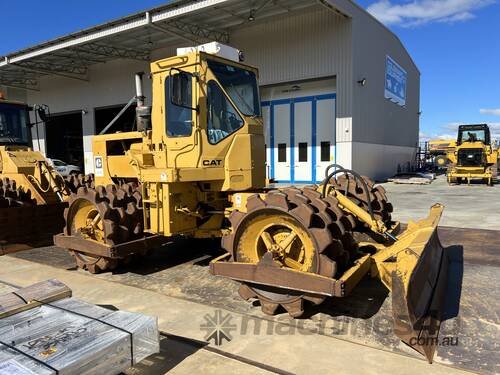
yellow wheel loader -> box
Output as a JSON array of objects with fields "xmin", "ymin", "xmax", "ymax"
[
  {"xmin": 54, "ymin": 46, "xmax": 449, "ymax": 362},
  {"xmin": 428, "ymin": 139, "xmax": 456, "ymax": 169},
  {"xmin": 446, "ymin": 124, "xmax": 498, "ymax": 185},
  {"xmin": 0, "ymin": 95, "xmax": 93, "ymax": 250}
]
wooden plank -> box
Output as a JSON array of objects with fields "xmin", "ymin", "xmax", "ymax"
[{"xmin": 0, "ymin": 279, "xmax": 72, "ymax": 319}]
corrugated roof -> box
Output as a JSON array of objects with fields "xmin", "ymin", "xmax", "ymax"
[
  {"xmin": 0, "ymin": 0, "xmax": 317, "ymax": 90},
  {"xmin": 0, "ymin": 0, "xmax": 417, "ymax": 90}
]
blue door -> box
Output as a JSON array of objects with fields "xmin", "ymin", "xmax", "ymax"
[{"xmin": 262, "ymin": 93, "xmax": 336, "ymax": 184}]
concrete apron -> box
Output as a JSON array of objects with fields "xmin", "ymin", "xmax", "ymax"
[{"xmin": 0, "ymin": 257, "xmax": 472, "ymax": 375}]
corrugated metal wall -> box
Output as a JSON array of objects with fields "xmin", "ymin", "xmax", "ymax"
[
  {"xmin": 325, "ymin": 0, "xmax": 420, "ymax": 177},
  {"xmin": 328, "ymin": 0, "xmax": 420, "ymax": 147},
  {"xmin": 230, "ymin": 6, "xmax": 353, "ymax": 143},
  {"xmin": 350, "ymin": 3, "xmax": 420, "ymax": 148}
]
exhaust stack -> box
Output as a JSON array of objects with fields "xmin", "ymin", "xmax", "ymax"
[
  {"xmin": 135, "ymin": 72, "xmax": 151, "ymax": 132},
  {"xmin": 135, "ymin": 72, "xmax": 145, "ymax": 107},
  {"xmin": 99, "ymin": 72, "xmax": 150, "ymax": 135}
]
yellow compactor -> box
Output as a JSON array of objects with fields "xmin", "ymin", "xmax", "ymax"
[
  {"xmin": 0, "ymin": 96, "xmax": 92, "ymax": 249},
  {"xmin": 447, "ymin": 124, "xmax": 498, "ymax": 185},
  {"xmin": 54, "ymin": 47, "xmax": 450, "ymax": 362}
]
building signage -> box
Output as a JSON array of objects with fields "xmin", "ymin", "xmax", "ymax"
[{"xmin": 385, "ymin": 55, "xmax": 407, "ymax": 106}]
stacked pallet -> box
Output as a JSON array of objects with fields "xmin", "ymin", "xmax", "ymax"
[{"xmin": 0, "ymin": 280, "xmax": 159, "ymax": 375}]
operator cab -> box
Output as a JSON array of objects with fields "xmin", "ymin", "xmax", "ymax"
[
  {"xmin": 166, "ymin": 44, "xmax": 261, "ymax": 145},
  {"xmin": 204, "ymin": 59, "xmax": 261, "ymax": 144},
  {"xmin": 152, "ymin": 42, "xmax": 266, "ymax": 190},
  {"xmin": 0, "ymin": 94, "xmax": 31, "ymax": 146},
  {"xmin": 457, "ymin": 124, "xmax": 490, "ymax": 145}
]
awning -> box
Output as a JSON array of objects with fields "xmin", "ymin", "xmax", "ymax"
[{"xmin": 0, "ymin": 0, "xmax": 344, "ymax": 91}]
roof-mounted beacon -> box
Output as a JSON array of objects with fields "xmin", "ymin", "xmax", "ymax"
[{"xmin": 177, "ymin": 42, "xmax": 244, "ymax": 62}]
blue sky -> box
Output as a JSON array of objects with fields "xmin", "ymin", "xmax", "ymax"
[{"xmin": 1, "ymin": 0, "xmax": 499, "ymax": 141}]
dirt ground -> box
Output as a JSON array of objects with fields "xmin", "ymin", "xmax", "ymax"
[{"xmin": 1, "ymin": 175, "xmax": 499, "ymax": 374}]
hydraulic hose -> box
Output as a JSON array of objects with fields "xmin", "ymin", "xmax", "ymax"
[
  {"xmin": 324, "ymin": 163, "xmax": 346, "ymax": 179},
  {"xmin": 321, "ymin": 166, "xmax": 398, "ymax": 241},
  {"xmin": 320, "ymin": 167, "xmax": 375, "ymax": 222},
  {"xmin": 28, "ymin": 161, "xmax": 70, "ymax": 201}
]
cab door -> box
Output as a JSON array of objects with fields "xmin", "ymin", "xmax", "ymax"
[{"xmin": 162, "ymin": 70, "xmax": 198, "ymax": 170}]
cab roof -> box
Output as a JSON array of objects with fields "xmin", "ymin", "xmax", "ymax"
[{"xmin": 0, "ymin": 97, "xmax": 28, "ymax": 106}]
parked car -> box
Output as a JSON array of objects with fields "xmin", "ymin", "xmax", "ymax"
[{"xmin": 48, "ymin": 159, "xmax": 81, "ymax": 177}]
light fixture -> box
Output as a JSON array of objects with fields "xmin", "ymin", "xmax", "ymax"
[
  {"xmin": 357, "ymin": 78, "xmax": 366, "ymax": 86},
  {"xmin": 248, "ymin": 9, "xmax": 255, "ymax": 21},
  {"xmin": 238, "ymin": 50, "xmax": 245, "ymax": 62}
]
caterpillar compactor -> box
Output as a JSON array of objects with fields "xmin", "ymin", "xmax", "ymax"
[
  {"xmin": 0, "ymin": 96, "xmax": 70, "ymax": 248},
  {"xmin": 0, "ymin": 95, "xmax": 94, "ymax": 249},
  {"xmin": 447, "ymin": 124, "xmax": 498, "ymax": 185},
  {"xmin": 55, "ymin": 45, "xmax": 449, "ymax": 362}
]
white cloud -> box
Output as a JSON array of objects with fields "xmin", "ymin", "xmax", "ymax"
[
  {"xmin": 419, "ymin": 131, "xmax": 431, "ymax": 141},
  {"xmin": 367, "ymin": 0, "xmax": 494, "ymax": 26},
  {"xmin": 436, "ymin": 133, "xmax": 457, "ymax": 140},
  {"xmin": 486, "ymin": 123, "xmax": 500, "ymax": 139},
  {"xmin": 429, "ymin": 122, "xmax": 500, "ymax": 141},
  {"xmin": 442, "ymin": 122, "xmax": 462, "ymax": 131},
  {"xmin": 480, "ymin": 108, "xmax": 500, "ymax": 116}
]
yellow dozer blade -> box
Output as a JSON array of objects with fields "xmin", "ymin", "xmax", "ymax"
[{"xmin": 371, "ymin": 204, "xmax": 448, "ymax": 362}]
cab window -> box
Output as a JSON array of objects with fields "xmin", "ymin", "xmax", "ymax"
[
  {"xmin": 207, "ymin": 80, "xmax": 244, "ymax": 144},
  {"xmin": 165, "ymin": 74, "xmax": 193, "ymax": 137},
  {"xmin": 206, "ymin": 59, "xmax": 261, "ymax": 117},
  {"xmin": 0, "ymin": 103, "xmax": 30, "ymax": 145}
]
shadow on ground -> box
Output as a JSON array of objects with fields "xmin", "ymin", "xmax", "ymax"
[
  {"xmin": 114, "ymin": 238, "xmax": 224, "ymax": 276},
  {"xmin": 442, "ymin": 245, "xmax": 464, "ymax": 321},
  {"xmin": 125, "ymin": 335, "xmax": 203, "ymax": 375}
]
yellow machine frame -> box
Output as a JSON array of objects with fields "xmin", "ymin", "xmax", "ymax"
[
  {"xmin": 55, "ymin": 49, "xmax": 449, "ymax": 362},
  {"xmin": 91, "ymin": 52, "xmax": 265, "ymax": 238}
]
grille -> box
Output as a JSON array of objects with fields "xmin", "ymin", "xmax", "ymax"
[{"xmin": 457, "ymin": 148, "xmax": 485, "ymax": 167}]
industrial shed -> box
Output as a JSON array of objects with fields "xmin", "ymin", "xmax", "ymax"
[{"xmin": 0, "ymin": 0, "xmax": 420, "ymax": 181}]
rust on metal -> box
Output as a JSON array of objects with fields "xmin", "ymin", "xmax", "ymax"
[
  {"xmin": 210, "ymin": 252, "xmax": 344, "ymax": 297},
  {"xmin": 220, "ymin": 187, "xmax": 355, "ymax": 317},
  {"xmin": 53, "ymin": 233, "xmax": 168, "ymax": 259},
  {"xmin": 392, "ymin": 245, "xmax": 448, "ymax": 363}
]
